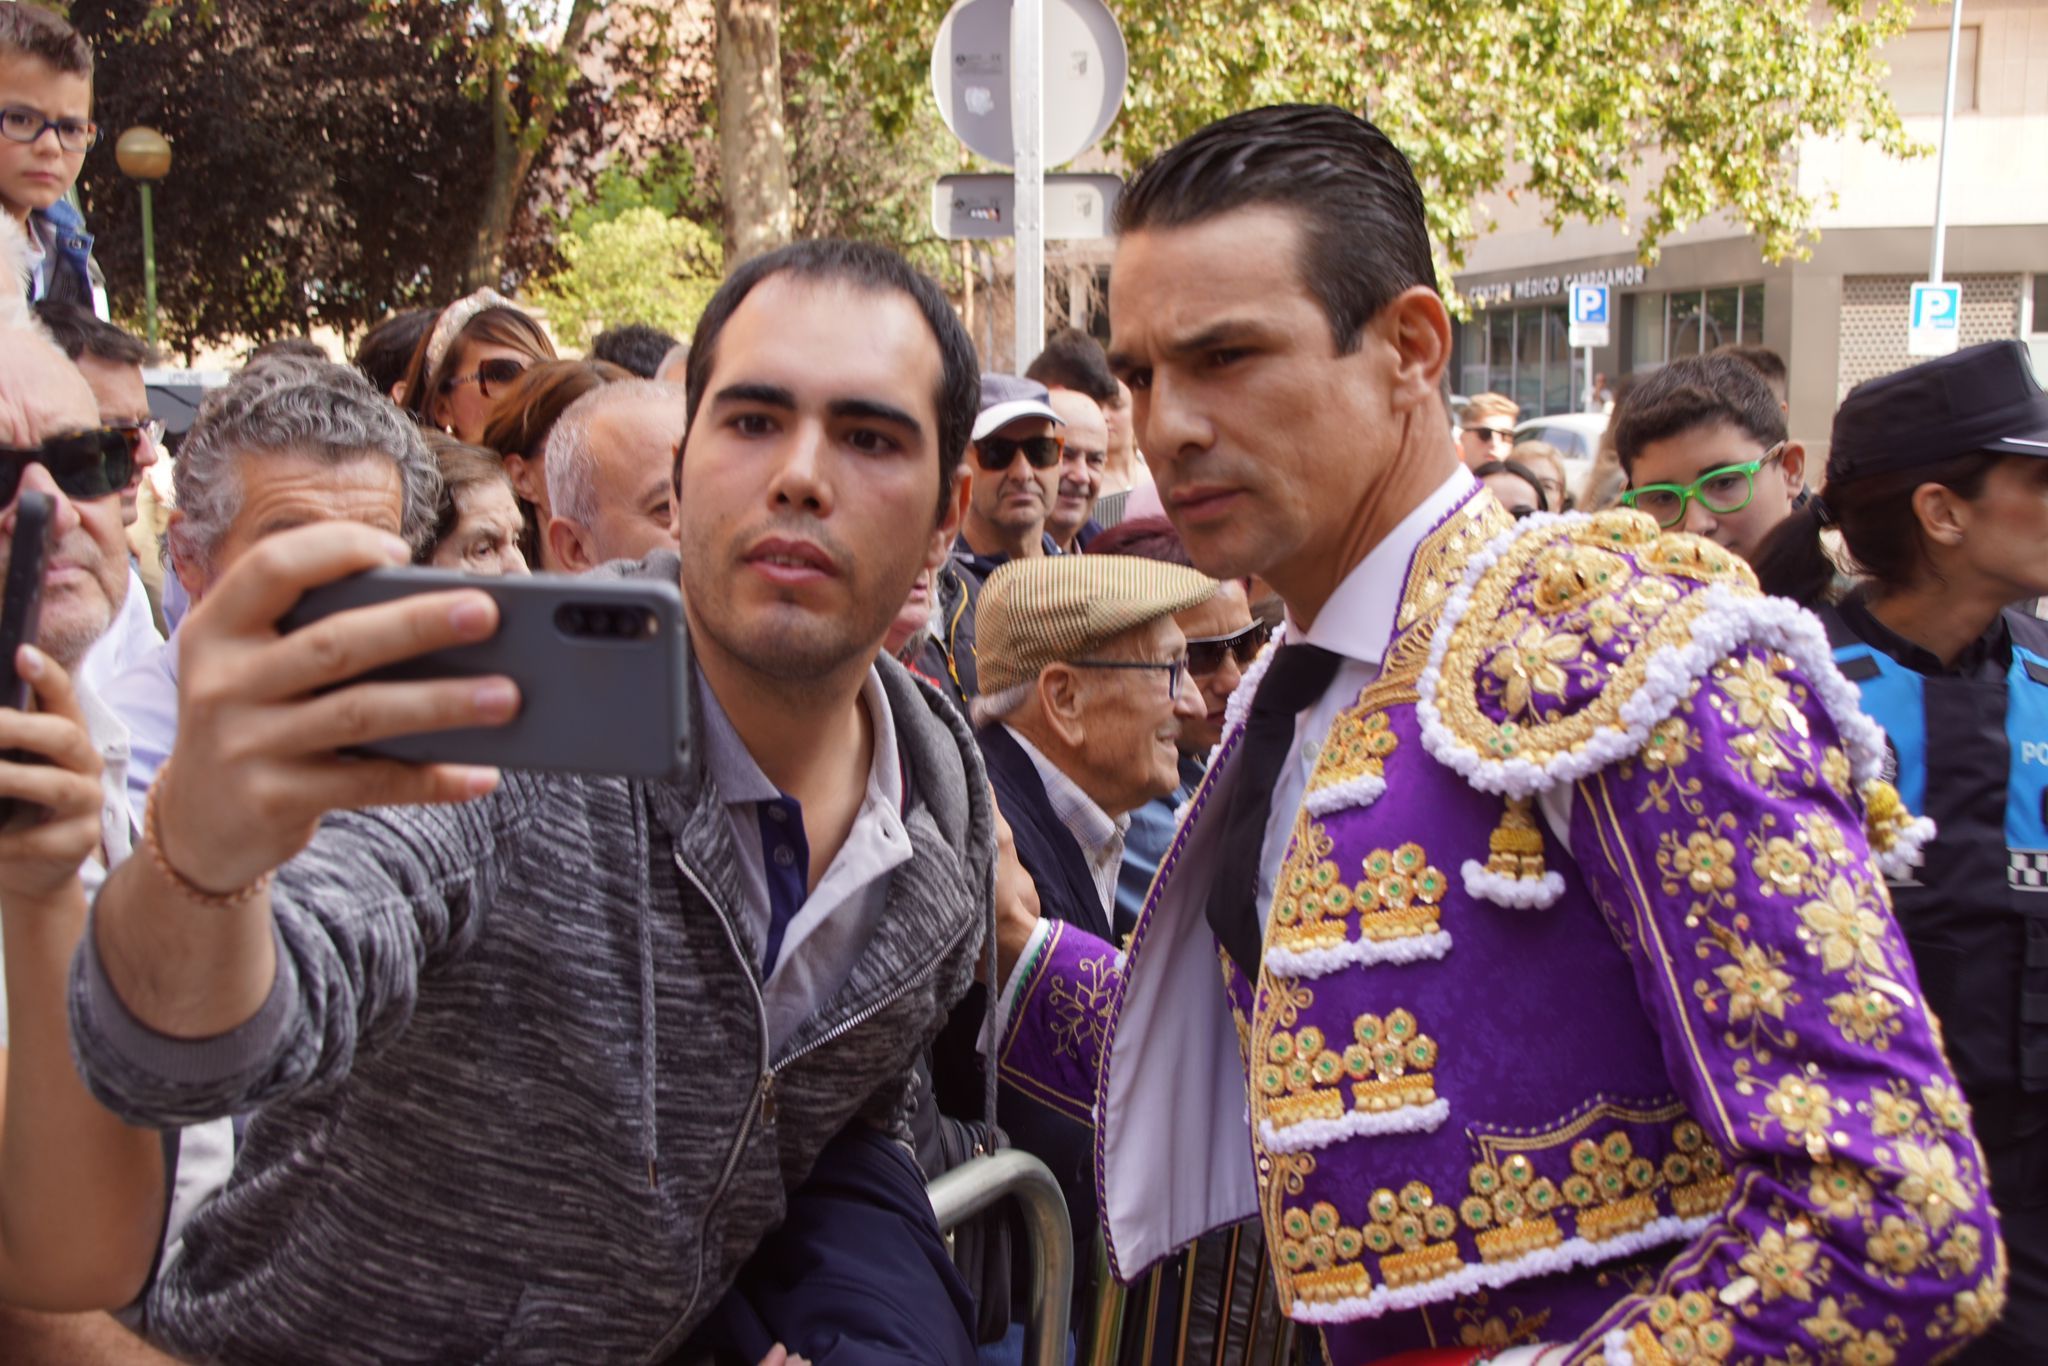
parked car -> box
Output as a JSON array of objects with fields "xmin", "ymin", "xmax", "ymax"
[{"xmin": 1514, "ymin": 411, "xmax": 1607, "ymax": 461}]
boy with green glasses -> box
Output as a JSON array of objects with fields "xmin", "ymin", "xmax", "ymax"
[
  {"xmin": 0, "ymin": 5, "xmax": 106, "ymax": 316},
  {"xmin": 1615, "ymin": 351, "xmax": 1809, "ymax": 565}
]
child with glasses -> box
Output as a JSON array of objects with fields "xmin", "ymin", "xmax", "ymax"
[
  {"xmin": 0, "ymin": 6, "xmax": 106, "ymax": 317},
  {"xmin": 1614, "ymin": 351, "xmax": 1809, "ymax": 566}
]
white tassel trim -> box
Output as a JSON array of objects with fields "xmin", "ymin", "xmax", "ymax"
[
  {"xmin": 1873, "ymin": 813, "xmax": 1937, "ymax": 880},
  {"xmin": 1304, "ymin": 771, "xmax": 1388, "ymax": 817},
  {"xmin": 1264, "ymin": 929, "xmax": 1453, "ymax": 978},
  {"xmin": 1258, "ymin": 1098, "xmax": 1449, "ymax": 1154},
  {"xmin": 1221, "ymin": 628, "xmax": 1286, "ymax": 737},
  {"xmin": 1602, "ymin": 1326, "xmax": 1640, "ymax": 1366},
  {"xmin": 1461, "ymin": 860, "xmax": 1566, "ymax": 909},
  {"xmin": 1286, "ymin": 1212, "xmax": 1710, "ymax": 1324},
  {"xmin": 1416, "ymin": 527, "xmax": 1893, "ymax": 800}
]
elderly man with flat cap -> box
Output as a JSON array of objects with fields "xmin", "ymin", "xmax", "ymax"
[{"xmin": 964, "ymin": 552, "xmax": 1212, "ymax": 1317}]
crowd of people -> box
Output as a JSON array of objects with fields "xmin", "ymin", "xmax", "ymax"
[{"xmin": 0, "ymin": 3, "xmax": 2043, "ymax": 1364}]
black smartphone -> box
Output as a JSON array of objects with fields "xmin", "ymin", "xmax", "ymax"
[
  {"xmin": 0, "ymin": 491, "xmax": 54, "ymax": 825},
  {"xmin": 280, "ymin": 567, "xmax": 689, "ymax": 780}
]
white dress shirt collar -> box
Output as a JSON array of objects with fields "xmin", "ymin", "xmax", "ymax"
[{"xmin": 1292, "ymin": 465, "xmax": 1478, "ymax": 667}]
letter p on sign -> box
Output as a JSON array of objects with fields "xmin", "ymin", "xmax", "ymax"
[{"xmin": 1909, "ymin": 281, "xmax": 1962, "ymax": 357}]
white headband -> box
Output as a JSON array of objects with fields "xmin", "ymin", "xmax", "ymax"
[{"xmin": 423, "ymin": 287, "xmax": 516, "ymax": 378}]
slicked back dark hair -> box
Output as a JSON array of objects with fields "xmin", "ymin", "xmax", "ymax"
[
  {"xmin": 33, "ymin": 301, "xmax": 150, "ymax": 367},
  {"xmin": 1115, "ymin": 104, "xmax": 1437, "ymax": 355},
  {"xmin": 1025, "ymin": 327, "xmax": 1118, "ymax": 404},
  {"xmin": 682, "ymin": 239, "xmax": 978, "ymax": 520},
  {"xmin": 1612, "ymin": 354, "xmax": 1787, "ymax": 477},
  {"xmin": 0, "ymin": 4, "xmax": 92, "ymax": 76},
  {"xmin": 591, "ymin": 323, "xmax": 680, "ymax": 379}
]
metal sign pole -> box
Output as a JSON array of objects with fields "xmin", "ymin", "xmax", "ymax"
[
  {"xmin": 1582, "ymin": 345, "xmax": 1593, "ymax": 413},
  {"xmin": 1929, "ymin": 0, "xmax": 1964, "ymax": 284},
  {"xmin": 1011, "ymin": 0, "xmax": 1045, "ymax": 370}
]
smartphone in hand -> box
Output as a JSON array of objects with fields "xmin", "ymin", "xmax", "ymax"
[
  {"xmin": 280, "ymin": 568, "xmax": 689, "ymax": 780},
  {"xmin": 0, "ymin": 491, "xmax": 53, "ymax": 825}
]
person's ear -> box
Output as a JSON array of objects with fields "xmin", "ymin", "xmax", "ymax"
[
  {"xmin": 504, "ymin": 453, "xmax": 541, "ymax": 508},
  {"xmin": 1779, "ymin": 441, "xmax": 1808, "ymax": 494},
  {"xmin": 929, "ymin": 467, "xmax": 969, "ymax": 569},
  {"xmin": 1374, "ymin": 285, "xmax": 1454, "ymax": 416},
  {"xmin": 547, "ymin": 516, "xmax": 594, "ymax": 573},
  {"xmin": 1038, "ymin": 664, "xmax": 1088, "ymax": 748},
  {"xmin": 1912, "ymin": 481, "xmax": 1969, "ymax": 549},
  {"xmin": 165, "ymin": 510, "xmax": 208, "ymax": 601}
]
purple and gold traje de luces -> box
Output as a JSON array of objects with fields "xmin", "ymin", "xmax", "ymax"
[{"xmin": 995, "ymin": 490, "xmax": 2004, "ymax": 1364}]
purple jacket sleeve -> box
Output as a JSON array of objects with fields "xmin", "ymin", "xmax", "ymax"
[
  {"xmin": 996, "ymin": 920, "xmax": 1122, "ymax": 1125},
  {"xmin": 1564, "ymin": 643, "xmax": 2005, "ymax": 1363}
]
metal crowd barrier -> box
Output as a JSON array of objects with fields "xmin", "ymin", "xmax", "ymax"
[
  {"xmin": 927, "ymin": 1149, "xmax": 1075, "ymax": 1366},
  {"xmin": 928, "ymin": 1154, "xmax": 1307, "ymax": 1366}
]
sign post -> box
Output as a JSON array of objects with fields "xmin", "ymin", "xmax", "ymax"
[
  {"xmin": 1011, "ymin": 0, "xmax": 1044, "ymax": 372},
  {"xmin": 930, "ymin": 0, "xmax": 1128, "ymax": 367},
  {"xmin": 1568, "ymin": 284, "xmax": 1610, "ymax": 412},
  {"xmin": 1909, "ymin": 281, "xmax": 1963, "ymax": 357}
]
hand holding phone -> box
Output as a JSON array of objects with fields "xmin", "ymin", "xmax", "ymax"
[
  {"xmin": 0, "ymin": 644, "xmax": 108, "ymax": 901},
  {"xmin": 146, "ymin": 522, "xmax": 516, "ymax": 900},
  {"xmin": 0, "ymin": 491, "xmax": 53, "ymax": 827}
]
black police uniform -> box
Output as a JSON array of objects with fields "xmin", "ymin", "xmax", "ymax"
[{"xmin": 1826, "ymin": 594, "xmax": 2048, "ymax": 1362}]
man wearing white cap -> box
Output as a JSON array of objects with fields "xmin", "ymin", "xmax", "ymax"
[{"xmin": 954, "ymin": 374, "xmax": 1066, "ymax": 581}]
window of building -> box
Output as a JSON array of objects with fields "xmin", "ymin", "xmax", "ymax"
[
  {"xmin": 1456, "ymin": 302, "xmax": 1586, "ymax": 418},
  {"xmin": 1884, "ymin": 27, "xmax": 1979, "ymax": 117},
  {"xmin": 1628, "ymin": 285, "xmax": 1767, "ymax": 372}
]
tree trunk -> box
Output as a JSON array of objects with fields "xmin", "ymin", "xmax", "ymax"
[{"xmin": 715, "ymin": 0, "xmax": 792, "ymax": 268}]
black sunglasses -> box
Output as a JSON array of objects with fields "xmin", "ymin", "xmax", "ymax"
[
  {"xmin": 0, "ymin": 428, "xmax": 136, "ymax": 509},
  {"xmin": 1185, "ymin": 620, "xmax": 1272, "ymax": 675},
  {"xmin": 973, "ymin": 434, "xmax": 1064, "ymax": 471},
  {"xmin": 443, "ymin": 357, "xmax": 528, "ymax": 400}
]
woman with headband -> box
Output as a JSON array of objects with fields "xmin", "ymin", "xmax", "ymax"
[
  {"xmin": 1756, "ymin": 339, "xmax": 2048, "ymax": 1363},
  {"xmin": 395, "ymin": 288, "xmax": 556, "ymax": 444}
]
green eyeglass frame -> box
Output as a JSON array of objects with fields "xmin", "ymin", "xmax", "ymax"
[{"xmin": 1622, "ymin": 443, "xmax": 1787, "ymax": 529}]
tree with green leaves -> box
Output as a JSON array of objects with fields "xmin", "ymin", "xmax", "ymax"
[
  {"xmin": 779, "ymin": 0, "xmax": 1924, "ymax": 272},
  {"xmin": 527, "ymin": 205, "xmax": 723, "ymax": 347}
]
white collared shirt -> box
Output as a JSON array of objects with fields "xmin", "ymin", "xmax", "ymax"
[
  {"xmin": 1254, "ymin": 467, "xmax": 1478, "ymax": 920},
  {"xmin": 696, "ymin": 667, "xmax": 915, "ymax": 1053},
  {"xmin": 1004, "ymin": 725, "xmax": 1130, "ymax": 919},
  {"xmin": 77, "ymin": 564, "xmax": 165, "ymax": 701}
]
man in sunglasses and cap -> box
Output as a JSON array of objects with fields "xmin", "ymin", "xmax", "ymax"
[{"xmin": 954, "ymin": 374, "xmax": 1066, "ymax": 581}]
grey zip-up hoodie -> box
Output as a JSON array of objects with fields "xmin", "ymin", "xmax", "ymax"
[{"xmin": 69, "ymin": 589, "xmax": 994, "ymax": 1363}]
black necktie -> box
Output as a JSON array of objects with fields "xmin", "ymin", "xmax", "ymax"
[{"xmin": 1206, "ymin": 643, "xmax": 1343, "ymax": 978}]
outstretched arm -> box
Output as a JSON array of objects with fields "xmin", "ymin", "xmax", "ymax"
[{"xmin": 0, "ymin": 646, "xmax": 161, "ymax": 1309}]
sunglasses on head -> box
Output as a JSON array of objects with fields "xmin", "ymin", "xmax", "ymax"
[
  {"xmin": 1185, "ymin": 620, "xmax": 1272, "ymax": 675},
  {"xmin": 973, "ymin": 434, "xmax": 1064, "ymax": 471},
  {"xmin": 443, "ymin": 357, "xmax": 528, "ymax": 400},
  {"xmin": 0, "ymin": 428, "xmax": 136, "ymax": 509}
]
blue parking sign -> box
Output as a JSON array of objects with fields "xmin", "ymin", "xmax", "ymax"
[
  {"xmin": 1570, "ymin": 284, "xmax": 1609, "ymax": 326},
  {"xmin": 1909, "ymin": 281, "xmax": 1962, "ymax": 357}
]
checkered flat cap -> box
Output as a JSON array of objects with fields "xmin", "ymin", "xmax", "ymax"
[{"xmin": 975, "ymin": 555, "xmax": 1219, "ymax": 695}]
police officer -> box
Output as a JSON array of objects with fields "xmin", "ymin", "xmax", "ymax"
[{"xmin": 1756, "ymin": 339, "xmax": 2048, "ymax": 1362}]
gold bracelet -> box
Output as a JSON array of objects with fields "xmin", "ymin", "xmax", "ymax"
[{"xmin": 142, "ymin": 760, "xmax": 272, "ymax": 909}]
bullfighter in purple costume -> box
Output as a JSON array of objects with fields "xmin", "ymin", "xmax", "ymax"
[{"xmin": 987, "ymin": 105, "xmax": 2005, "ymax": 1365}]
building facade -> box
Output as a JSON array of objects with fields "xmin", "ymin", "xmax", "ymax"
[{"xmin": 1449, "ymin": 2, "xmax": 2048, "ymax": 459}]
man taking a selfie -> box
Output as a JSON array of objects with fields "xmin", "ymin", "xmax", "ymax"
[{"xmin": 68, "ymin": 241, "xmax": 1000, "ymax": 1363}]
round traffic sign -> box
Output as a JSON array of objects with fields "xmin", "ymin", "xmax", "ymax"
[{"xmin": 930, "ymin": 0, "xmax": 1128, "ymax": 169}]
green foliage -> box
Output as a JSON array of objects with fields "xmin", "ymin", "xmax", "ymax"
[
  {"xmin": 780, "ymin": 0, "xmax": 1925, "ymax": 271},
  {"xmin": 561, "ymin": 148, "xmax": 712, "ymax": 239},
  {"xmin": 526, "ymin": 206, "xmax": 724, "ymax": 349}
]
